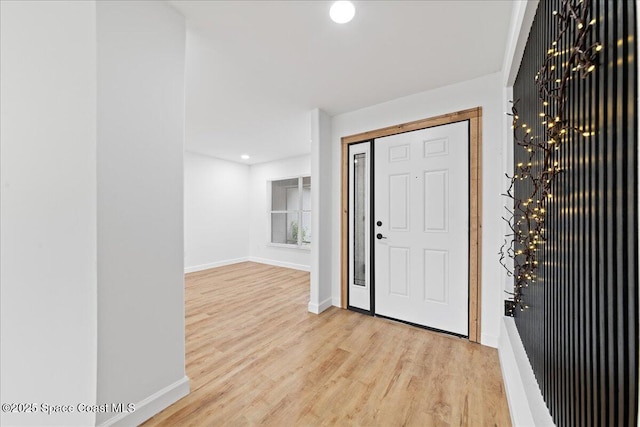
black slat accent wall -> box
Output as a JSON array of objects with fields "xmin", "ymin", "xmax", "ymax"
[{"xmin": 513, "ymin": 1, "xmax": 638, "ymax": 426}]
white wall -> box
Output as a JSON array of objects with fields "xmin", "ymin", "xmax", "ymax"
[
  {"xmin": 184, "ymin": 152, "xmax": 250, "ymax": 272},
  {"xmin": 96, "ymin": 2, "xmax": 188, "ymax": 425},
  {"xmin": 309, "ymin": 109, "xmax": 333, "ymax": 313},
  {"xmin": 248, "ymin": 155, "xmax": 311, "ymax": 271},
  {"xmin": 330, "ymin": 72, "xmax": 505, "ymax": 347},
  {"xmin": 0, "ymin": 1, "xmax": 98, "ymax": 426}
]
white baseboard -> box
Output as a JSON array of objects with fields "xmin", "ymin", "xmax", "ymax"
[
  {"xmin": 184, "ymin": 257, "xmax": 249, "ymax": 273},
  {"xmin": 308, "ymin": 297, "xmax": 333, "ymax": 314},
  {"xmin": 98, "ymin": 376, "xmax": 190, "ymax": 427},
  {"xmin": 332, "ymin": 297, "xmax": 341, "ymax": 308},
  {"xmin": 498, "ymin": 317, "xmax": 554, "ymax": 427},
  {"xmin": 185, "ymin": 257, "xmax": 311, "ymax": 274},
  {"xmin": 248, "ymin": 257, "xmax": 310, "ymax": 272}
]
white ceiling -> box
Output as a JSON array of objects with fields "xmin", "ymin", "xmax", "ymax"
[{"xmin": 170, "ymin": 0, "xmax": 514, "ymax": 165}]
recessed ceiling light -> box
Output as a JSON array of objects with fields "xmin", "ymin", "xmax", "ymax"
[
  {"xmin": 330, "ymin": 1, "xmax": 355, "ymax": 24},
  {"xmin": 241, "ymin": 154, "xmax": 250, "ymax": 160}
]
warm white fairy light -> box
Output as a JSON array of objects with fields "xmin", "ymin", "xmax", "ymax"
[{"xmin": 500, "ymin": 0, "xmax": 602, "ymax": 312}]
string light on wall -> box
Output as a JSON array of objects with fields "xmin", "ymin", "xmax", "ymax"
[{"xmin": 500, "ymin": 0, "xmax": 601, "ymax": 312}]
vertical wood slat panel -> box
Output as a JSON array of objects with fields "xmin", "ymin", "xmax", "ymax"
[
  {"xmin": 512, "ymin": 1, "xmax": 638, "ymax": 426},
  {"xmin": 626, "ymin": 0, "xmax": 639, "ymax": 421}
]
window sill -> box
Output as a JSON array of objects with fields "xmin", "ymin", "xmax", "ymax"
[{"xmin": 267, "ymin": 243, "xmax": 311, "ymax": 251}]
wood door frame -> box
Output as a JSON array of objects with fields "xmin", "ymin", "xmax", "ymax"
[{"xmin": 340, "ymin": 107, "xmax": 483, "ymax": 343}]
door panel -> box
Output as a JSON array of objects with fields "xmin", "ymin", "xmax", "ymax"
[
  {"xmin": 424, "ymin": 170, "xmax": 448, "ymax": 232},
  {"xmin": 389, "ymin": 144, "xmax": 410, "ymax": 162},
  {"xmin": 388, "ymin": 247, "xmax": 410, "ymax": 296},
  {"xmin": 374, "ymin": 121, "xmax": 469, "ymax": 335},
  {"xmin": 389, "ymin": 174, "xmax": 410, "ymax": 230},
  {"xmin": 423, "ymin": 249, "xmax": 448, "ymax": 304},
  {"xmin": 424, "ymin": 137, "xmax": 449, "ymax": 157}
]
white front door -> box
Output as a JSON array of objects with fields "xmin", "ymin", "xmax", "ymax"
[{"xmin": 373, "ymin": 121, "xmax": 469, "ymax": 336}]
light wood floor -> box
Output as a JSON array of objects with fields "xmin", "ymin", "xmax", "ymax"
[{"xmin": 142, "ymin": 262, "xmax": 511, "ymax": 426}]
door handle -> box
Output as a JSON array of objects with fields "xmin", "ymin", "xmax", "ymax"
[{"xmin": 376, "ymin": 233, "xmax": 387, "ymax": 240}]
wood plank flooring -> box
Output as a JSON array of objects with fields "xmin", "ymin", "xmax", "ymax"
[{"xmin": 142, "ymin": 262, "xmax": 511, "ymax": 426}]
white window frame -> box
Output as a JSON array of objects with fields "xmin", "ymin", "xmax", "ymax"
[{"xmin": 267, "ymin": 175, "xmax": 311, "ymax": 250}]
